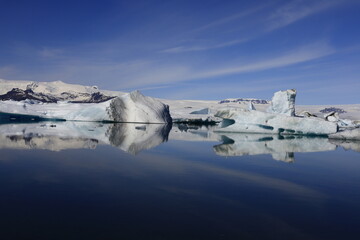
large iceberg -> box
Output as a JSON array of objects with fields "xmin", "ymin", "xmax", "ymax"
[
  {"xmin": 215, "ymin": 88, "xmax": 338, "ymax": 135},
  {"xmin": 215, "ymin": 109, "xmax": 337, "ymax": 135},
  {"xmin": 0, "ymin": 90, "xmax": 172, "ymax": 124}
]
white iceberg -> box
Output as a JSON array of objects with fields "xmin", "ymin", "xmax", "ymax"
[
  {"xmin": 215, "ymin": 89, "xmax": 338, "ymax": 136},
  {"xmin": 0, "ymin": 90, "xmax": 172, "ymax": 124},
  {"xmin": 215, "ymin": 109, "xmax": 338, "ymax": 135}
]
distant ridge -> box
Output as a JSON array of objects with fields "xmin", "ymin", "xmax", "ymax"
[{"xmin": 219, "ymin": 98, "xmax": 269, "ymax": 104}]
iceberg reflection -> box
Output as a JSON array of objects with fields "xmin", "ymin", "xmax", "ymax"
[
  {"xmin": 1, "ymin": 122, "xmax": 359, "ymax": 160},
  {"xmin": 214, "ymin": 133, "xmax": 337, "ymax": 162},
  {"xmin": 329, "ymin": 139, "xmax": 360, "ymax": 153},
  {"xmin": 0, "ymin": 122, "xmax": 171, "ymax": 154}
]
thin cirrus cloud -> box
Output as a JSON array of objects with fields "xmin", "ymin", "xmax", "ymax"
[
  {"xmin": 161, "ymin": 1, "xmax": 341, "ymax": 55},
  {"xmin": 161, "ymin": 39, "xmax": 248, "ymax": 53},
  {"xmin": 122, "ymin": 42, "xmax": 335, "ymax": 89},
  {"xmin": 266, "ymin": 0, "xmax": 342, "ymax": 31},
  {"xmin": 189, "ymin": 2, "xmax": 273, "ymax": 34},
  {"xmin": 38, "ymin": 47, "xmax": 64, "ymax": 59},
  {"xmin": 194, "ymin": 42, "xmax": 335, "ymax": 79}
]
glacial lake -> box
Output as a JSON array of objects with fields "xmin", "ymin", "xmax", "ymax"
[{"xmin": 0, "ymin": 122, "xmax": 360, "ymax": 240}]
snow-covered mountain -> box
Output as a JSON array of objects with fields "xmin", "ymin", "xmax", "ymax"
[
  {"xmin": 0, "ymin": 87, "xmax": 115, "ymax": 103},
  {"xmin": 0, "ymin": 79, "xmax": 122, "ymax": 97},
  {"xmin": 0, "ymin": 79, "xmax": 122, "ymax": 103}
]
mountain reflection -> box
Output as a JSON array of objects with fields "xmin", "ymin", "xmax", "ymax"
[{"xmin": 0, "ymin": 122, "xmax": 171, "ymax": 154}]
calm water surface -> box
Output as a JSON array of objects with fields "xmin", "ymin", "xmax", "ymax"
[{"xmin": 0, "ymin": 122, "xmax": 359, "ymax": 239}]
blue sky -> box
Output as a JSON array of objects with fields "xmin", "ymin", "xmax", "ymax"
[{"xmin": 0, "ymin": 0, "xmax": 359, "ymax": 104}]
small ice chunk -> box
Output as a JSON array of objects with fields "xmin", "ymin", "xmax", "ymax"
[
  {"xmin": 248, "ymin": 102, "xmax": 256, "ymax": 111},
  {"xmin": 324, "ymin": 111, "xmax": 339, "ymax": 122},
  {"xmin": 190, "ymin": 108, "xmax": 209, "ymax": 114},
  {"xmin": 337, "ymin": 119, "xmax": 358, "ymax": 128},
  {"xmin": 298, "ymin": 111, "xmax": 317, "ymax": 118}
]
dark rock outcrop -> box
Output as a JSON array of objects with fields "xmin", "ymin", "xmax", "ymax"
[{"xmin": 0, "ymin": 88, "xmax": 58, "ymax": 103}]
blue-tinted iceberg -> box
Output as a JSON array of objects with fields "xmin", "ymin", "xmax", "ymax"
[
  {"xmin": 0, "ymin": 90, "xmax": 172, "ymax": 124},
  {"xmin": 215, "ymin": 89, "xmax": 338, "ymax": 136},
  {"xmin": 215, "ymin": 109, "xmax": 338, "ymax": 135}
]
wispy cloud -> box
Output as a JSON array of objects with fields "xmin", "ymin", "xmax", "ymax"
[
  {"xmin": 161, "ymin": 39, "xmax": 247, "ymax": 53},
  {"xmin": 190, "ymin": 3, "xmax": 273, "ymax": 33},
  {"xmin": 120, "ymin": 41, "xmax": 335, "ymax": 88},
  {"xmin": 162, "ymin": 0, "xmax": 341, "ymax": 55},
  {"xmin": 267, "ymin": 0, "xmax": 341, "ymax": 31},
  {"xmin": 38, "ymin": 47, "xmax": 64, "ymax": 58},
  {"xmin": 0, "ymin": 65, "xmax": 16, "ymax": 77},
  {"xmin": 194, "ymin": 42, "xmax": 335, "ymax": 79}
]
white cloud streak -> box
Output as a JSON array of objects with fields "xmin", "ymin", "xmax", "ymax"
[
  {"xmin": 38, "ymin": 47, "xmax": 64, "ymax": 58},
  {"xmin": 267, "ymin": 0, "xmax": 341, "ymax": 31},
  {"xmin": 162, "ymin": 0, "xmax": 341, "ymax": 55},
  {"xmin": 194, "ymin": 42, "xmax": 335, "ymax": 79},
  {"xmin": 121, "ymin": 42, "xmax": 335, "ymax": 88},
  {"xmin": 190, "ymin": 3, "xmax": 273, "ymax": 33},
  {"xmin": 161, "ymin": 39, "xmax": 248, "ymax": 53}
]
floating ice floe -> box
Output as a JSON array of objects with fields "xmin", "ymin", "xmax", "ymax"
[
  {"xmin": 323, "ymin": 111, "xmax": 359, "ymax": 128},
  {"xmin": 0, "ymin": 90, "xmax": 172, "ymax": 124}
]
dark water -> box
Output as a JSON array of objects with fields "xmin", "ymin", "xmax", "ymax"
[{"xmin": 0, "ymin": 122, "xmax": 359, "ymax": 239}]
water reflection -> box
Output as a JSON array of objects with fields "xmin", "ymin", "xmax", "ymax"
[
  {"xmin": 329, "ymin": 139, "xmax": 360, "ymax": 153},
  {"xmin": 170, "ymin": 124, "xmax": 360, "ymax": 162},
  {"xmin": 0, "ymin": 122, "xmax": 359, "ymax": 160},
  {"xmin": 1, "ymin": 123, "xmax": 360, "ymax": 239},
  {"xmin": 214, "ymin": 134, "xmax": 336, "ymax": 162},
  {"xmin": 0, "ymin": 122, "xmax": 171, "ymax": 154}
]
